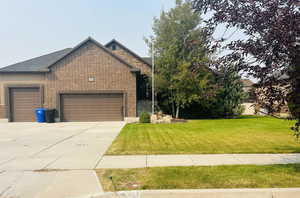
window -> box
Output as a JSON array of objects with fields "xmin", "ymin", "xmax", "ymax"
[{"xmin": 111, "ymin": 44, "xmax": 117, "ymax": 51}]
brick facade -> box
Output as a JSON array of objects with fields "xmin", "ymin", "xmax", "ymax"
[
  {"xmin": 0, "ymin": 39, "xmax": 141, "ymax": 119},
  {"xmin": 111, "ymin": 49, "xmax": 151, "ymax": 75},
  {"xmin": 44, "ymin": 40, "xmax": 137, "ymax": 117}
]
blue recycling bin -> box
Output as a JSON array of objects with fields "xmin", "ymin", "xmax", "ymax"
[{"xmin": 35, "ymin": 108, "xmax": 46, "ymax": 123}]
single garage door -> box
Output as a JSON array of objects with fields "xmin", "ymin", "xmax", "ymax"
[
  {"xmin": 10, "ymin": 88, "xmax": 41, "ymax": 122},
  {"xmin": 61, "ymin": 93, "xmax": 124, "ymax": 122}
]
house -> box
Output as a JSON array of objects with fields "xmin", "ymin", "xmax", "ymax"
[
  {"xmin": 241, "ymin": 79, "xmax": 257, "ymax": 115},
  {"xmin": 241, "ymin": 79, "xmax": 290, "ymax": 116},
  {"xmin": 0, "ymin": 37, "xmax": 152, "ymax": 122}
]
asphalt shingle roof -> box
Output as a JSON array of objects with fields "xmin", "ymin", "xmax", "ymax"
[
  {"xmin": 142, "ymin": 57, "xmax": 152, "ymax": 65},
  {"xmin": 0, "ymin": 37, "xmax": 148, "ymax": 73},
  {"xmin": 0, "ymin": 48, "xmax": 72, "ymax": 73}
]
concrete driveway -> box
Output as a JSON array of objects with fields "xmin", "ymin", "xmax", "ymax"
[{"xmin": 0, "ymin": 122, "xmax": 125, "ymax": 198}]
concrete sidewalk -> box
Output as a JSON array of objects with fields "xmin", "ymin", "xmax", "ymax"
[{"xmin": 97, "ymin": 153, "xmax": 300, "ymax": 169}]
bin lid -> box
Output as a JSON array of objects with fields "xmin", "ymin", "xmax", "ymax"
[
  {"xmin": 36, "ymin": 108, "xmax": 46, "ymax": 111},
  {"xmin": 45, "ymin": 108, "xmax": 56, "ymax": 111}
]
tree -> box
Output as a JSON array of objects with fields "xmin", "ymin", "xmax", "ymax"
[
  {"xmin": 192, "ymin": 0, "xmax": 300, "ymax": 135},
  {"xmin": 146, "ymin": 0, "xmax": 215, "ymax": 118},
  {"xmin": 215, "ymin": 66, "xmax": 247, "ymax": 118}
]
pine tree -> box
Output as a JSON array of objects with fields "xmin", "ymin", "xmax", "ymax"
[{"xmin": 216, "ymin": 67, "xmax": 247, "ymax": 118}]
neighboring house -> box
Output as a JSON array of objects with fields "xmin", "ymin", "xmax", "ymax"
[
  {"xmin": 241, "ymin": 79, "xmax": 290, "ymax": 116},
  {"xmin": 241, "ymin": 79, "xmax": 257, "ymax": 115},
  {"xmin": 0, "ymin": 37, "xmax": 152, "ymax": 122},
  {"xmin": 242, "ymin": 79, "xmax": 254, "ymax": 94}
]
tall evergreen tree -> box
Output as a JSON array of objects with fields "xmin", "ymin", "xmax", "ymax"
[
  {"xmin": 215, "ymin": 66, "xmax": 247, "ymax": 118},
  {"xmin": 146, "ymin": 0, "xmax": 215, "ymax": 118}
]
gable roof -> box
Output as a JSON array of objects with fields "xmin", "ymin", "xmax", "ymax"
[
  {"xmin": 105, "ymin": 39, "xmax": 152, "ymax": 68},
  {"xmin": 0, "ymin": 37, "xmax": 140, "ymax": 73},
  {"xmin": 47, "ymin": 37, "xmax": 139, "ymax": 72},
  {"xmin": 0, "ymin": 48, "xmax": 72, "ymax": 73}
]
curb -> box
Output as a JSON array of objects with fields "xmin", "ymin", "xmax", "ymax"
[{"xmin": 85, "ymin": 188, "xmax": 300, "ymax": 198}]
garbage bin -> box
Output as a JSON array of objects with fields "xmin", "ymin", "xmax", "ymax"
[
  {"xmin": 45, "ymin": 109, "xmax": 56, "ymax": 123},
  {"xmin": 35, "ymin": 108, "xmax": 46, "ymax": 123}
]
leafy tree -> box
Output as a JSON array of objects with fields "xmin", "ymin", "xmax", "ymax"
[
  {"xmin": 192, "ymin": 0, "xmax": 300, "ymax": 135},
  {"xmin": 215, "ymin": 66, "xmax": 247, "ymax": 118},
  {"xmin": 146, "ymin": 0, "xmax": 215, "ymax": 118}
]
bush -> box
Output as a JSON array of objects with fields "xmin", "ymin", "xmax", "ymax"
[{"xmin": 139, "ymin": 112, "xmax": 151, "ymax": 123}]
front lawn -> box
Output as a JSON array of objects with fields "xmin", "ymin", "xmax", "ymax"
[
  {"xmin": 106, "ymin": 116, "xmax": 299, "ymax": 155},
  {"xmin": 97, "ymin": 164, "xmax": 300, "ymax": 191}
]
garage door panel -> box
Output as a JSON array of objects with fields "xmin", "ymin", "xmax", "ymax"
[
  {"xmin": 61, "ymin": 94, "xmax": 124, "ymax": 122},
  {"xmin": 10, "ymin": 88, "xmax": 41, "ymax": 122}
]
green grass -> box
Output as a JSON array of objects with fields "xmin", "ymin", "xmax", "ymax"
[
  {"xmin": 106, "ymin": 116, "xmax": 299, "ymax": 155},
  {"xmin": 97, "ymin": 164, "xmax": 300, "ymax": 191}
]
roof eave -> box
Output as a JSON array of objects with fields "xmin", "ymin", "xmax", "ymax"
[
  {"xmin": 0, "ymin": 69, "xmax": 50, "ymax": 73},
  {"xmin": 0, "ymin": 70, "xmax": 49, "ymax": 74},
  {"xmin": 130, "ymin": 68, "xmax": 141, "ymax": 73}
]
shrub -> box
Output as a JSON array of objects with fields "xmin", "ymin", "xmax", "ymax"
[{"xmin": 139, "ymin": 112, "xmax": 151, "ymax": 123}]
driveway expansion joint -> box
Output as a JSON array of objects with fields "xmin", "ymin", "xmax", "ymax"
[
  {"xmin": 30, "ymin": 125, "xmax": 98, "ymax": 157},
  {"xmin": 0, "ymin": 122, "xmax": 125, "ymax": 197}
]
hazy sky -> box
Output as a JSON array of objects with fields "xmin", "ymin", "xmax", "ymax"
[{"xmin": 0, "ymin": 0, "xmax": 175, "ymax": 67}]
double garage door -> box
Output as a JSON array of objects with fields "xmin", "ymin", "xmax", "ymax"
[
  {"xmin": 61, "ymin": 94, "xmax": 124, "ymax": 122},
  {"xmin": 9, "ymin": 88, "xmax": 124, "ymax": 122}
]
